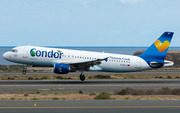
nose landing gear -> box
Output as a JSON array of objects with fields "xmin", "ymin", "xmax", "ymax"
[{"xmin": 22, "ymin": 64, "xmax": 27, "ymax": 74}]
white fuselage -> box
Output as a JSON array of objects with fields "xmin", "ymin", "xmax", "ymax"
[{"xmin": 3, "ymin": 46, "xmax": 152, "ymax": 72}]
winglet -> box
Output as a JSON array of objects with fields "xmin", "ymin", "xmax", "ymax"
[{"xmin": 104, "ymin": 57, "xmax": 109, "ymax": 62}]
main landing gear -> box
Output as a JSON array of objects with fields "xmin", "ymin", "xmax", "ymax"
[
  {"xmin": 22, "ymin": 70, "xmax": 26, "ymax": 74},
  {"xmin": 22, "ymin": 64, "xmax": 27, "ymax": 74},
  {"xmin": 80, "ymin": 73, "xmax": 85, "ymax": 81}
]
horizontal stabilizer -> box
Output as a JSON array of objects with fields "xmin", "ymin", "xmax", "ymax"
[{"xmin": 150, "ymin": 60, "xmax": 174, "ymax": 67}]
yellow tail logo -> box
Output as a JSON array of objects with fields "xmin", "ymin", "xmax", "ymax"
[{"xmin": 154, "ymin": 40, "xmax": 170, "ymax": 52}]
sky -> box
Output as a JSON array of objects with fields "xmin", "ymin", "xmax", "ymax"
[{"xmin": 0, "ymin": 0, "xmax": 180, "ymax": 46}]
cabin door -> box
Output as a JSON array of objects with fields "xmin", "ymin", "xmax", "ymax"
[{"xmin": 23, "ymin": 47, "xmax": 29, "ymax": 58}]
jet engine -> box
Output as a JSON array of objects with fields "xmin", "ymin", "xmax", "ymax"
[{"xmin": 53, "ymin": 63, "xmax": 70, "ymax": 74}]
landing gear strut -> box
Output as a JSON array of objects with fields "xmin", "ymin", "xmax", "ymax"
[
  {"xmin": 80, "ymin": 73, "xmax": 85, "ymax": 81},
  {"xmin": 22, "ymin": 64, "xmax": 27, "ymax": 74}
]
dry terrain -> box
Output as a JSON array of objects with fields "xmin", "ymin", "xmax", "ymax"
[{"xmin": 0, "ymin": 93, "xmax": 180, "ymax": 100}]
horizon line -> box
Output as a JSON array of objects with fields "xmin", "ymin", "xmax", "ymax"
[{"xmin": 0, "ymin": 46, "xmax": 180, "ymax": 48}]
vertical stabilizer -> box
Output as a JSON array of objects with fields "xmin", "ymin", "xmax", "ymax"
[{"xmin": 138, "ymin": 32, "xmax": 174, "ymax": 67}]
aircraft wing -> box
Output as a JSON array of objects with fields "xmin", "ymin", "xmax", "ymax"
[{"xmin": 59, "ymin": 57, "xmax": 108, "ymax": 70}]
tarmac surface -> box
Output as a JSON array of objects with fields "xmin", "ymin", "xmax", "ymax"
[
  {"xmin": 0, "ymin": 100, "xmax": 180, "ymax": 113},
  {"xmin": 0, "ymin": 70, "xmax": 180, "ymax": 75},
  {"xmin": 0, "ymin": 79, "xmax": 180, "ymax": 93},
  {"xmin": 1, "ymin": 71, "xmax": 180, "ymax": 112}
]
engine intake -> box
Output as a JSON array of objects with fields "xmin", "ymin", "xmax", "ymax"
[{"xmin": 54, "ymin": 63, "xmax": 70, "ymax": 74}]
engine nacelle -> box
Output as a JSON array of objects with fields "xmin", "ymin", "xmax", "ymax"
[{"xmin": 54, "ymin": 63, "xmax": 70, "ymax": 74}]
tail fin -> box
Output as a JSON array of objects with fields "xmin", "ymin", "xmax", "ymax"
[{"xmin": 139, "ymin": 32, "xmax": 174, "ymax": 66}]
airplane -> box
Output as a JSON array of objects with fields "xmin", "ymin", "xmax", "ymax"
[{"xmin": 3, "ymin": 32, "xmax": 174, "ymax": 81}]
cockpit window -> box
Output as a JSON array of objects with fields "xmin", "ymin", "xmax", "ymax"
[{"xmin": 12, "ymin": 49, "xmax": 18, "ymax": 53}]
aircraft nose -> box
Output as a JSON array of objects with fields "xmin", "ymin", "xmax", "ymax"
[{"xmin": 3, "ymin": 52, "xmax": 8, "ymax": 60}]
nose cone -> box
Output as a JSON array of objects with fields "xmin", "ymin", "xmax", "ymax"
[{"xmin": 3, "ymin": 52, "xmax": 8, "ymax": 60}]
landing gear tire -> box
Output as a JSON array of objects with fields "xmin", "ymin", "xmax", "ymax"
[
  {"xmin": 22, "ymin": 70, "xmax": 26, "ymax": 74},
  {"xmin": 22, "ymin": 64, "xmax": 27, "ymax": 75},
  {"xmin": 80, "ymin": 74, "xmax": 85, "ymax": 81}
]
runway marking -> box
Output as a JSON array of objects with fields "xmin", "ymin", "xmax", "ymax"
[
  {"xmin": 0, "ymin": 106, "xmax": 180, "ymax": 109},
  {"xmin": 38, "ymin": 89, "xmax": 50, "ymax": 90},
  {"xmin": 38, "ymin": 88, "xmax": 64, "ymax": 90}
]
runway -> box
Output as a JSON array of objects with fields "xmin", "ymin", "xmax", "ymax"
[
  {"xmin": 0, "ymin": 70, "xmax": 180, "ymax": 75},
  {"xmin": 0, "ymin": 79, "xmax": 180, "ymax": 93},
  {"xmin": 0, "ymin": 100, "xmax": 180, "ymax": 113},
  {"xmin": 0, "ymin": 72, "xmax": 180, "ymax": 113}
]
